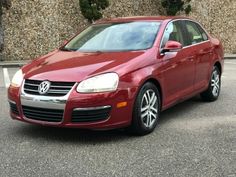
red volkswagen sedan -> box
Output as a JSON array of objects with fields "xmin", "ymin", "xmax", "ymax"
[{"xmin": 8, "ymin": 16, "xmax": 224, "ymax": 135}]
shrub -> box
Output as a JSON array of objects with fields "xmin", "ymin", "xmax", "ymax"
[
  {"xmin": 79, "ymin": 0, "xmax": 109, "ymax": 23},
  {"xmin": 161, "ymin": 0, "xmax": 191, "ymax": 16}
]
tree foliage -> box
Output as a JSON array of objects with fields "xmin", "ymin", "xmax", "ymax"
[
  {"xmin": 161, "ymin": 0, "xmax": 191, "ymax": 16},
  {"xmin": 0, "ymin": 0, "xmax": 11, "ymax": 15},
  {"xmin": 79, "ymin": 0, "xmax": 109, "ymax": 23}
]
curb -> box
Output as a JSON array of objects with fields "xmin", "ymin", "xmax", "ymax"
[
  {"xmin": 0, "ymin": 61, "xmax": 29, "ymax": 67},
  {"xmin": 224, "ymin": 55, "xmax": 236, "ymax": 60}
]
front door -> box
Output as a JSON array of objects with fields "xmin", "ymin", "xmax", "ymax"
[{"xmin": 159, "ymin": 20, "xmax": 195, "ymax": 107}]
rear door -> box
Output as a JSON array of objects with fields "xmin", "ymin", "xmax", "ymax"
[
  {"xmin": 160, "ymin": 20, "xmax": 195, "ymax": 107},
  {"xmin": 184, "ymin": 20, "xmax": 213, "ymax": 90}
]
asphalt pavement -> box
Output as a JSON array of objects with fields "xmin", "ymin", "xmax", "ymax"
[{"xmin": 0, "ymin": 61, "xmax": 235, "ymax": 177}]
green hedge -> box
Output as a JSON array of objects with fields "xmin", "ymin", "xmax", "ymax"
[
  {"xmin": 79, "ymin": 0, "xmax": 109, "ymax": 23},
  {"xmin": 161, "ymin": 0, "xmax": 191, "ymax": 16}
]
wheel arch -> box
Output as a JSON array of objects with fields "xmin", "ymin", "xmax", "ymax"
[
  {"xmin": 141, "ymin": 77, "xmax": 163, "ymax": 110},
  {"xmin": 214, "ymin": 61, "xmax": 222, "ymax": 75}
]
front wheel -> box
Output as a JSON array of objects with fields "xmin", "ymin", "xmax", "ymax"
[
  {"xmin": 127, "ymin": 82, "xmax": 161, "ymax": 136},
  {"xmin": 201, "ymin": 66, "xmax": 221, "ymax": 102}
]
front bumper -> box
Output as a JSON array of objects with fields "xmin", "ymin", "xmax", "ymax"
[{"xmin": 8, "ymin": 83, "xmax": 138, "ymax": 130}]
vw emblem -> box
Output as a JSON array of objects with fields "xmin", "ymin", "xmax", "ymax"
[{"xmin": 38, "ymin": 81, "xmax": 51, "ymax": 95}]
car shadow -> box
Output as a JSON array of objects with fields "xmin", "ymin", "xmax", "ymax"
[
  {"xmin": 13, "ymin": 95, "xmax": 207, "ymax": 143},
  {"xmin": 159, "ymin": 95, "xmax": 204, "ymax": 124},
  {"xmin": 14, "ymin": 124, "xmax": 133, "ymax": 144}
]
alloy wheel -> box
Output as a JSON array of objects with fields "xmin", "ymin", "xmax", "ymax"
[
  {"xmin": 140, "ymin": 89, "xmax": 158, "ymax": 128},
  {"xmin": 211, "ymin": 69, "xmax": 220, "ymax": 97}
]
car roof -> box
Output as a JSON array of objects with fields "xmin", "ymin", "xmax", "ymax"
[{"xmin": 95, "ymin": 16, "xmax": 192, "ymax": 24}]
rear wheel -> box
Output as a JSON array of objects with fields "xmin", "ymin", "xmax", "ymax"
[
  {"xmin": 127, "ymin": 82, "xmax": 161, "ymax": 136},
  {"xmin": 201, "ymin": 66, "xmax": 221, "ymax": 102}
]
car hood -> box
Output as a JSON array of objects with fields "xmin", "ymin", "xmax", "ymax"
[{"xmin": 22, "ymin": 50, "xmax": 150, "ymax": 82}]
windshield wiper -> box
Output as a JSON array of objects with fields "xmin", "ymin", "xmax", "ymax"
[
  {"xmin": 60, "ymin": 47, "xmax": 77, "ymax": 52},
  {"xmin": 77, "ymin": 50, "xmax": 105, "ymax": 53}
]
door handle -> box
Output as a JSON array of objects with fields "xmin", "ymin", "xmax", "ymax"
[
  {"xmin": 199, "ymin": 49, "xmax": 213, "ymax": 55},
  {"xmin": 199, "ymin": 50, "xmax": 205, "ymax": 55},
  {"xmin": 187, "ymin": 56, "xmax": 194, "ymax": 61}
]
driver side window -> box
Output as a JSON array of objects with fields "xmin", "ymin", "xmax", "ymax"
[{"xmin": 161, "ymin": 21, "xmax": 184, "ymax": 48}]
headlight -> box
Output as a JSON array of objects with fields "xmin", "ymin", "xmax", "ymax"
[
  {"xmin": 77, "ymin": 73, "xmax": 119, "ymax": 93},
  {"xmin": 11, "ymin": 69, "xmax": 24, "ymax": 87}
]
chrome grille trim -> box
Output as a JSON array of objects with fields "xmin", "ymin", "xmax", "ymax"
[
  {"xmin": 20, "ymin": 80, "xmax": 77, "ymax": 124},
  {"xmin": 24, "ymin": 83, "xmax": 38, "ymax": 87},
  {"xmin": 24, "ymin": 88, "xmax": 39, "ymax": 92},
  {"xmin": 23, "ymin": 79, "xmax": 76, "ymax": 97},
  {"xmin": 20, "ymin": 80, "xmax": 76, "ymax": 109}
]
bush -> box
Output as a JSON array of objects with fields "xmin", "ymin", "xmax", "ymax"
[
  {"xmin": 161, "ymin": 0, "xmax": 191, "ymax": 16},
  {"xmin": 79, "ymin": 0, "xmax": 109, "ymax": 23}
]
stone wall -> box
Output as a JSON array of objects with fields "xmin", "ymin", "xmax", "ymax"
[
  {"xmin": 1, "ymin": 0, "xmax": 236, "ymax": 61},
  {"xmin": 190, "ymin": 0, "xmax": 236, "ymax": 55},
  {"xmin": 1, "ymin": 0, "xmax": 88, "ymax": 60}
]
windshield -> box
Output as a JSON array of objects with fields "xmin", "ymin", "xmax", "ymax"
[{"xmin": 62, "ymin": 22, "xmax": 161, "ymax": 52}]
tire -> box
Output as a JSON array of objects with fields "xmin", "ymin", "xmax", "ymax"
[
  {"xmin": 201, "ymin": 66, "xmax": 221, "ymax": 102},
  {"xmin": 127, "ymin": 82, "xmax": 161, "ymax": 136}
]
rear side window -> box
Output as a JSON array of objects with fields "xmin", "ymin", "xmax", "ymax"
[
  {"xmin": 196, "ymin": 23, "xmax": 208, "ymax": 41},
  {"xmin": 185, "ymin": 21, "xmax": 205, "ymax": 45}
]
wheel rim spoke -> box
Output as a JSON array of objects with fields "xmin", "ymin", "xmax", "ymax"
[
  {"xmin": 141, "ymin": 105, "xmax": 149, "ymax": 112},
  {"xmin": 212, "ymin": 86, "xmax": 217, "ymax": 95},
  {"xmin": 150, "ymin": 111, "xmax": 157, "ymax": 119},
  {"xmin": 146, "ymin": 91, "xmax": 151, "ymax": 103},
  {"xmin": 215, "ymin": 75, "xmax": 219, "ymax": 84},
  {"xmin": 146, "ymin": 115, "xmax": 151, "ymax": 127},
  {"xmin": 143, "ymin": 94, "xmax": 149, "ymax": 105},
  {"xmin": 150, "ymin": 96, "xmax": 157, "ymax": 107},
  {"xmin": 141, "ymin": 111, "xmax": 148, "ymax": 119},
  {"xmin": 149, "ymin": 93, "xmax": 155, "ymax": 104},
  {"xmin": 150, "ymin": 106, "xmax": 158, "ymax": 113}
]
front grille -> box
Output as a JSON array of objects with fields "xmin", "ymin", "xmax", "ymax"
[
  {"xmin": 9, "ymin": 102, "xmax": 19, "ymax": 115},
  {"xmin": 22, "ymin": 105, "xmax": 64, "ymax": 122},
  {"xmin": 71, "ymin": 107, "xmax": 111, "ymax": 123},
  {"xmin": 24, "ymin": 79, "xmax": 75, "ymax": 96}
]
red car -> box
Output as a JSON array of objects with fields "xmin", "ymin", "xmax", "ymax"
[{"xmin": 8, "ymin": 16, "xmax": 224, "ymax": 135}]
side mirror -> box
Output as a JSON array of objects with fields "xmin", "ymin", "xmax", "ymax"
[{"xmin": 161, "ymin": 41, "xmax": 182, "ymax": 54}]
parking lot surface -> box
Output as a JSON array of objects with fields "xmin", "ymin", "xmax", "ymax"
[{"xmin": 0, "ymin": 61, "xmax": 235, "ymax": 177}]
